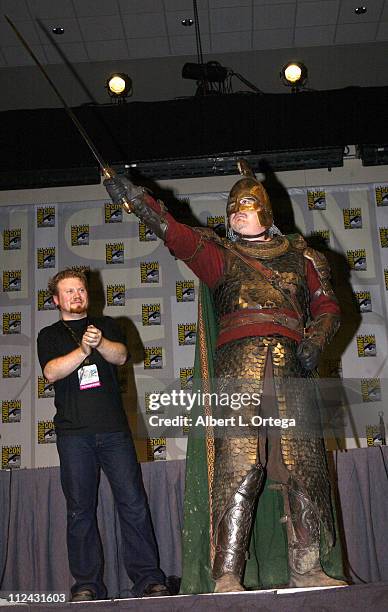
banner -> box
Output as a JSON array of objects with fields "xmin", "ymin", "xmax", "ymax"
[{"xmin": 1, "ymin": 185, "xmax": 387, "ymax": 467}]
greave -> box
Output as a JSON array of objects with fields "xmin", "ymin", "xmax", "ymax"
[
  {"xmin": 212, "ymin": 463, "xmax": 264, "ymax": 580},
  {"xmin": 281, "ymin": 482, "xmax": 321, "ymax": 575}
]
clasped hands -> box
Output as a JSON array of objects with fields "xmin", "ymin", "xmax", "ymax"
[{"xmin": 81, "ymin": 325, "xmax": 102, "ymax": 356}]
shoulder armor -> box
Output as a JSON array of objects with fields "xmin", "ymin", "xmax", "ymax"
[{"xmin": 288, "ymin": 233, "xmax": 307, "ymax": 251}]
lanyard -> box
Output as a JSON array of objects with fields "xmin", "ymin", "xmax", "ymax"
[{"xmin": 62, "ymin": 318, "xmax": 90, "ymax": 365}]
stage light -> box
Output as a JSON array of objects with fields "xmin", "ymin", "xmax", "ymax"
[
  {"xmin": 106, "ymin": 73, "xmax": 132, "ymax": 101},
  {"xmin": 280, "ymin": 62, "xmax": 308, "ymax": 92},
  {"xmin": 182, "ymin": 61, "xmax": 228, "ymax": 83}
]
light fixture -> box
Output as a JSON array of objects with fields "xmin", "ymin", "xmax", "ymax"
[
  {"xmin": 280, "ymin": 62, "xmax": 308, "ymax": 92},
  {"xmin": 354, "ymin": 6, "xmax": 367, "ymax": 15},
  {"xmin": 181, "ymin": 18, "xmax": 194, "ymax": 26},
  {"xmin": 52, "ymin": 26, "xmax": 64, "ymax": 35},
  {"xmin": 182, "ymin": 61, "xmax": 228, "ymax": 83},
  {"xmin": 106, "ymin": 73, "xmax": 132, "ymax": 101}
]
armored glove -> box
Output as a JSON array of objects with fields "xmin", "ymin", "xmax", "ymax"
[
  {"xmin": 104, "ymin": 175, "xmax": 144, "ymax": 211},
  {"xmin": 104, "ymin": 175, "xmax": 168, "ymax": 240},
  {"xmin": 297, "ymin": 340, "xmax": 320, "ymax": 371}
]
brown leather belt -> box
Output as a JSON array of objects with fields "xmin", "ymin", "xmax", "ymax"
[{"xmin": 219, "ymin": 310, "xmax": 303, "ymax": 334}]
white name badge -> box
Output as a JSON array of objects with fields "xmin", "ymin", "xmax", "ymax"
[{"xmin": 78, "ymin": 364, "xmax": 101, "ymax": 390}]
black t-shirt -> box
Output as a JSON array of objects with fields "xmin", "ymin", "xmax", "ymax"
[{"xmin": 37, "ymin": 316, "xmax": 129, "ymax": 435}]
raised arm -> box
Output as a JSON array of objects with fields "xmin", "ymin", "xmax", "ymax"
[{"xmin": 104, "ymin": 176, "xmax": 225, "ymax": 288}]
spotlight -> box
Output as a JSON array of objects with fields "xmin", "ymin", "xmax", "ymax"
[
  {"xmin": 106, "ymin": 73, "xmax": 132, "ymax": 101},
  {"xmin": 280, "ymin": 62, "xmax": 308, "ymax": 92},
  {"xmin": 182, "ymin": 61, "xmax": 228, "ymax": 83}
]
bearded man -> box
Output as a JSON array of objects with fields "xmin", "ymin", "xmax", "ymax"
[
  {"xmin": 105, "ymin": 161, "xmax": 346, "ymax": 593},
  {"xmin": 37, "ymin": 269, "xmax": 169, "ymax": 601}
]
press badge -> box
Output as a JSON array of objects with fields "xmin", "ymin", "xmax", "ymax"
[{"xmin": 78, "ymin": 364, "xmax": 101, "ymax": 390}]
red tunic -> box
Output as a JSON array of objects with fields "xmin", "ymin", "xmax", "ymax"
[{"xmin": 144, "ymin": 194, "xmax": 340, "ymax": 346}]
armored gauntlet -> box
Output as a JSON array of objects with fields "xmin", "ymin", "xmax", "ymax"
[{"xmin": 104, "ymin": 175, "xmax": 168, "ymax": 240}]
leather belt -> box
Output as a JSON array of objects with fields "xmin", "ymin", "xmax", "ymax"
[{"xmin": 219, "ymin": 310, "xmax": 303, "ymax": 334}]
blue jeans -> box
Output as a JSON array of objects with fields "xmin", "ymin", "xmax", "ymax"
[{"xmin": 56, "ymin": 431, "xmax": 165, "ymax": 598}]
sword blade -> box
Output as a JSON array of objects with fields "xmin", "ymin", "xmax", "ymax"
[{"xmin": 4, "ymin": 14, "xmax": 110, "ymax": 175}]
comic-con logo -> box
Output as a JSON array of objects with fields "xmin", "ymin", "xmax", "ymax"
[
  {"xmin": 355, "ymin": 291, "xmax": 372, "ymax": 313},
  {"xmin": 147, "ymin": 437, "xmax": 166, "ymax": 461},
  {"xmin": 357, "ymin": 334, "xmax": 376, "ymax": 357},
  {"xmin": 207, "ymin": 216, "xmax": 225, "ymax": 234},
  {"xmin": 178, "ymin": 323, "xmax": 197, "ymax": 346},
  {"xmin": 3, "ymin": 229, "xmax": 21, "ymax": 250},
  {"xmin": 180, "ymin": 367, "xmax": 194, "ymax": 389},
  {"xmin": 347, "ymin": 249, "xmax": 366, "ymax": 271},
  {"xmin": 343, "ymin": 208, "xmax": 362, "ymax": 229},
  {"xmin": 106, "ymin": 284, "xmax": 125, "ymax": 306},
  {"xmin": 309, "ymin": 230, "xmax": 330, "ymax": 245},
  {"xmin": 38, "ymin": 420, "xmax": 57, "ymax": 444},
  {"xmin": 37, "ymin": 206, "xmax": 55, "ymax": 227},
  {"xmin": 71, "ymin": 225, "xmax": 89, "ymax": 246},
  {"xmin": 307, "ymin": 190, "xmax": 326, "ymax": 210},
  {"xmin": 38, "ymin": 376, "xmax": 55, "ymax": 398},
  {"xmin": 144, "ymin": 347, "xmax": 163, "ymax": 369},
  {"xmin": 140, "ymin": 262, "xmax": 159, "ymax": 283},
  {"xmin": 3, "ymin": 270, "xmax": 21, "ymax": 292},
  {"xmin": 176, "ymin": 281, "xmax": 195, "ymax": 302},
  {"xmin": 105, "ymin": 202, "xmax": 122, "ymax": 223},
  {"xmin": 142, "ymin": 304, "xmax": 161, "ymax": 325},
  {"xmin": 361, "ymin": 378, "xmax": 381, "ymax": 402},
  {"xmin": 37, "ymin": 290, "xmax": 56, "ymax": 311},
  {"xmin": 70, "ymin": 264, "xmax": 90, "ymax": 276},
  {"xmin": 2, "ymin": 355, "xmax": 21, "ymax": 378},
  {"xmin": 2, "ymin": 312, "xmax": 21, "ymax": 334},
  {"xmin": 379, "ymin": 228, "xmax": 388, "ymax": 248},
  {"xmin": 2, "ymin": 400, "xmax": 21, "ymax": 423},
  {"xmin": 139, "ymin": 222, "xmax": 157, "ymax": 241},
  {"xmin": 37, "ymin": 247, "xmax": 55, "ymax": 269},
  {"xmin": 375, "ymin": 185, "xmax": 388, "ymax": 206},
  {"xmin": 318, "ymin": 359, "xmax": 342, "ymax": 378},
  {"xmin": 366, "ymin": 425, "xmax": 383, "ymax": 446},
  {"xmin": 2, "ymin": 445, "xmax": 21, "ymax": 469},
  {"xmin": 106, "ymin": 242, "xmax": 124, "ymax": 264}
]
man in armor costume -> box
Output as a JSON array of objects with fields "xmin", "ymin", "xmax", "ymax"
[{"xmin": 104, "ymin": 162, "xmax": 346, "ymax": 593}]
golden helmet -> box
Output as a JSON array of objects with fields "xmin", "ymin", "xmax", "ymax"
[{"xmin": 227, "ymin": 160, "xmax": 273, "ymax": 228}]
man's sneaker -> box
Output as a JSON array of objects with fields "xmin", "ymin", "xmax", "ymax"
[
  {"xmin": 70, "ymin": 589, "xmax": 96, "ymax": 602},
  {"xmin": 142, "ymin": 583, "xmax": 171, "ymax": 597}
]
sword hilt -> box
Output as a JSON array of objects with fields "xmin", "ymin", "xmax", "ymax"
[{"xmin": 103, "ymin": 167, "xmax": 135, "ymax": 214}]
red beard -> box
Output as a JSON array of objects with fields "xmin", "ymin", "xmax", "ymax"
[{"xmin": 70, "ymin": 303, "xmax": 86, "ymax": 314}]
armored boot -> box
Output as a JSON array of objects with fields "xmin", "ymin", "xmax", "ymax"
[
  {"xmin": 283, "ymin": 485, "xmax": 347, "ymax": 588},
  {"xmin": 212, "ymin": 463, "xmax": 264, "ymax": 592}
]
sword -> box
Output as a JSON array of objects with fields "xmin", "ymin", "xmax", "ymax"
[{"xmin": 4, "ymin": 14, "xmax": 134, "ymax": 212}]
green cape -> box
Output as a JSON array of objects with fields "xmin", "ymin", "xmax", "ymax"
[{"xmin": 180, "ymin": 283, "xmax": 345, "ymax": 594}]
